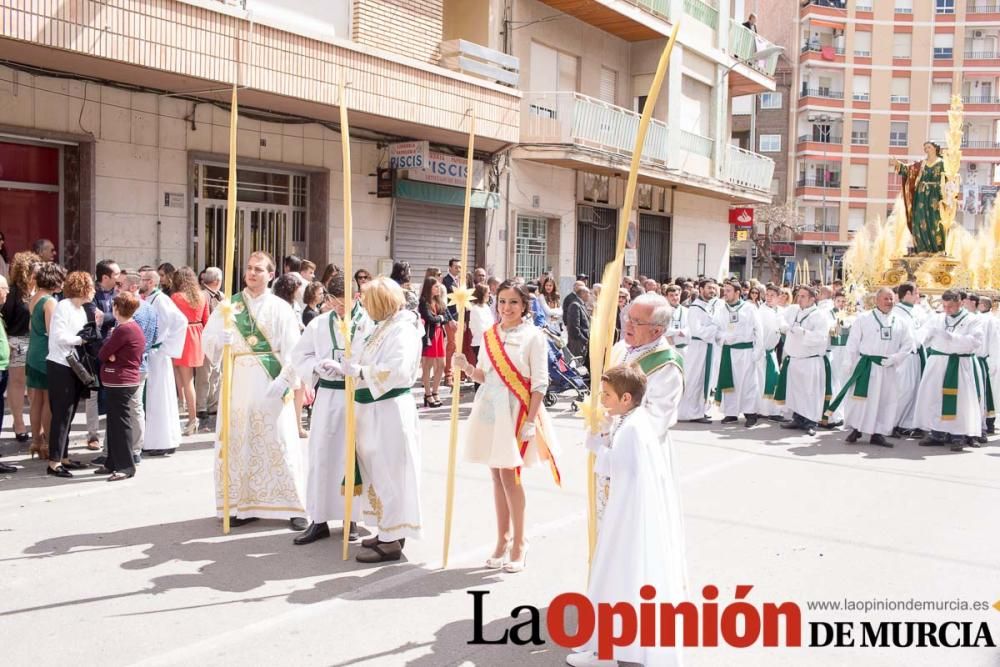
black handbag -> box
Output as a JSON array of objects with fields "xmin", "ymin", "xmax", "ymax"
[{"xmin": 66, "ymin": 349, "xmax": 98, "ymax": 389}]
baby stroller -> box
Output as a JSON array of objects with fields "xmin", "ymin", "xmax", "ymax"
[{"xmin": 543, "ymin": 327, "xmax": 589, "ymax": 410}]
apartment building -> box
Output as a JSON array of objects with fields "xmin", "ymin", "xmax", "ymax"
[
  {"xmin": 0, "ymin": 0, "xmax": 518, "ymax": 274},
  {"xmin": 506, "ymin": 0, "xmax": 778, "ymax": 285},
  {"xmin": 764, "ymin": 0, "xmax": 1000, "ymax": 280}
]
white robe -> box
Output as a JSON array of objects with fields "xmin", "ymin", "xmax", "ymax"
[
  {"xmin": 915, "ymin": 311, "xmax": 984, "ymax": 436},
  {"xmin": 827, "ymin": 310, "xmax": 855, "ymax": 425},
  {"xmin": 666, "ymin": 304, "xmax": 690, "ymax": 362},
  {"xmin": 143, "ymin": 290, "xmax": 187, "ymax": 452},
  {"xmin": 610, "ymin": 338, "xmax": 683, "ymax": 441},
  {"xmin": 677, "ymin": 299, "xmax": 719, "ymax": 420},
  {"xmin": 712, "ymin": 301, "xmax": 762, "ymax": 416},
  {"xmin": 203, "ymin": 290, "xmax": 306, "ymax": 520},
  {"xmin": 291, "ymin": 308, "xmax": 372, "ymax": 524},
  {"xmin": 756, "ymin": 304, "xmax": 785, "ymax": 417},
  {"xmin": 841, "ymin": 309, "xmax": 915, "ymax": 435},
  {"xmin": 352, "ymin": 309, "xmax": 423, "ymax": 542},
  {"xmin": 780, "ymin": 305, "xmax": 833, "ymax": 424},
  {"xmin": 975, "ymin": 313, "xmax": 1000, "ymax": 423},
  {"xmin": 892, "ymin": 302, "xmax": 927, "ymax": 430},
  {"xmin": 984, "ymin": 314, "xmax": 1000, "ymax": 420},
  {"xmin": 584, "ymin": 406, "xmax": 686, "ymax": 667}
]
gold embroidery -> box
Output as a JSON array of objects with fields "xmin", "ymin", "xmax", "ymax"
[{"xmin": 366, "ymin": 484, "xmax": 384, "ymax": 524}]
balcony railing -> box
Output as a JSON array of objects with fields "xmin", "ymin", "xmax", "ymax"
[
  {"xmin": 797, "ymin": 176, "xmax": 842, "ymax": 188},
  {"xmin": 801, "ymin": 43, "xmax": 845, "ymax": 55},
  {"xmin": 853, "ymin": 92, "xmax": 870, "ymax": 101},
  {"xmin": 965, "ymin": 51, "xmax": 1000, "ymax": 59},
  {"xmin": 797, "ymin": 134, "xmax": 843, "ymax": 144},
  {"xmin": 802, "ymin": 87, "xmax": 845, "ymax": 99},
  {"xmin": 963, "ymin": 140, "xmax": 1000, "ymax": 149},
  {"xmin": 684, "ymin": 0, "xmax": 718, "ymax": 29},
  {"xmin": 680, "ymin": 130, "xmax": 714, "ymax": 158},
  {"xmin": 635, "ymin": 0, "xmax": 671, "ymax": 18},
  {"xmin": 969, "ymin": 4, "xmax": 1000, "ymax": 13},
  {"xmin": 963, "ymin": 95, "xmax": 1000, "ymax": 104},
  {"xmin": 730, "ymin": 20, "xmax": 780, "ymax": 76},
  {"xmin": 521, "ymin": 91, "xmax": 669, "ymax": 165},
  {"xmin": 802, "ymin": 0, "xmax": 847, "ymax": 7},
  {"xmin": 725, "ymin": 145, "xmax": 775, "ymax": 192}
]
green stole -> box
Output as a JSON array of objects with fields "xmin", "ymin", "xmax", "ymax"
[
  {"xmin": 231, "ymin": 292, "xmax": 283, "ymax": 381},
  {"xmin": 773, "ymin": 355, "xmax": 831, "ymax": 414},
  {"xmin": 825, "ymin": 354, "xmax": 887, "ymax": 416},
  {"xmin": 714, "ymin": 301, "xmax": 753, "ymax": 402},
  {"xmin": 763, "ymin": 349, "xmax": 780, "ymax": 398},
  {"xmin": 927, "ymin": 344, "xmax": 980, "ymax": 420},
  {"xmin": 690, "ymin": 300, "xmax": 714, "ymax": 400},
  {"xmin": 318, "ymin": 308, "xmax": 363, "ymax": 391},
  {"xmin": 977, "ymin": 357, "xmax": 995, "ymax": 417},
  {"xmin": 634, "ymin": 346, "xmax": 684, "ymax": 377}
]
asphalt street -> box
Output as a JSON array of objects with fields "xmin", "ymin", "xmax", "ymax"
[{"xmin": 1, "ymin": 394, "xmax": 999, "ymax": 667}]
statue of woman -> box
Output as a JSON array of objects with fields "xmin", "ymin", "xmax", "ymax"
[{"xmin": 893, "ymin": 141, "xmax": 946, "ymax": 254}]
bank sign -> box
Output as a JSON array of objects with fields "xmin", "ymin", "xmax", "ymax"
[{"xmin": 389, "ymin": 141, "xmax": 485, "ymax": 189}]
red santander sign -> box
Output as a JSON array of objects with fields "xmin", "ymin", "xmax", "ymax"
[{"xmin": 729, "ymin": 207, "xmax": 754, "ymax": 227}]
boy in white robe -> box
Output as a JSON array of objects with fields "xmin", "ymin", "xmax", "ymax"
[
  {"xmin": 290, "ymin": 274, "xmax": 372, "ymax": 545},
  {"xmin": 568, "ymin": 365, "xmax": 686, "ymax": 667},
  {"xmin": 141, "ymin": 269, "xmax": 187, "ymax": 456}
]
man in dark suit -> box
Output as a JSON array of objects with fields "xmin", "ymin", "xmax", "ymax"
[
  {"xmin": 564, "ymin": 284, "xmax": 592, "ymax": 370},
  {"xmin": 442, "ymin": 258, "xmax": 462, "ymax": 381}
]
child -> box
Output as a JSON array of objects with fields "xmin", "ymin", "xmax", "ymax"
[{"xmin": 568, "ymin": 365, "xmax": 687, "ymax": 667}]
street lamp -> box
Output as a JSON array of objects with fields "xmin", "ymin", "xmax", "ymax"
[{"xmin": 807, "ymin": 113, "xmax": 843, "ymax": 283}]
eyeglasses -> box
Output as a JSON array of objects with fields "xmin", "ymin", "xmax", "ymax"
[
  {"xmin": 622, "ymin": 315, "xmax": 658, "ymax": 327},
  {"xmin": 357, "ymin": 274, "xmax": 371, "ymax": 281}
]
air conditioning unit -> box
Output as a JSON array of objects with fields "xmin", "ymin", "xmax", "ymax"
[
  {"xmin": 969, "ymin": 163, "xmax": 978, "ymax": 172},
  {"xmin": 577, "ymin": 205, "xmax": 595, "ymax": 223},
  {"xmin": 974, "ymin": 31, "xmax": 984, "ymax": 38}
]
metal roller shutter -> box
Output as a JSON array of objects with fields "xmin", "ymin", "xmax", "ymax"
[{"xmin": 392, "ymin": 200, "xmax": 479, "ymax": 274}]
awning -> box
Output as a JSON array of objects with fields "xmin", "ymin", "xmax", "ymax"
[{"xmin": 394, "ymin": 179, "xmax": 500, "ymax": 209}]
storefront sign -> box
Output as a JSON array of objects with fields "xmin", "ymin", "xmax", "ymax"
[
  {"xmin": 377, "ymin": 168, "xmax": 393, "ymax": 198},
  {"xmin": 729, "ymin": 207, "xmax": 754, "ymax": 226},
  {"xmin": 770, "ymin": 242, "xmax": 796, "ymax": 257},
  {"xmin": 388, "ymin": 141, "xmax": 429, "ymax": 170},
  {"xmin": 407, "ymin": 150, "xmax": 485, "ymax": 189}
]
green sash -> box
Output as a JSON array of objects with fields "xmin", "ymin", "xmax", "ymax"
[
  {"xmin": 635, "ymin": 347, "xmax": 684, "ymax": 376},
  {"xmin": 927, "ymin": 348, "xmax": 976, "ymax": 419},
  {"xmin": 774, "ymin": 354, "xmax": 830, "ymax": 413},
  {"xmin": 318, "ymin": 379, "xmax": 346, "ymax": 390},
  {"xmin": 354, "ymin": 386, "xmax": 410, "ymax": 404},
  {"xmin": 774, "ymin": 356, "xmax": 791, "ymax": 403},
  {"xmin": 825, "ymin": 354, "xmax": 887, "ymax": 416},
  {"xmin": 714, "ymin": 342, "xmax": 754, "ymax": 402},
  {"xmin": 819, "ymin": 356, "xmax": 834, "ymax": 424},
  {"xmin": 978, "ymin": 357, "xmax": 995, "ymax": 417},
  {"xmin": 231, "ymin": 292, "xmax": 282, "ymax": 381},
  {"xmin": 763, "ymin": 349, "xmax": 779, "ymax": 398},
  {"xmin": 692, "ymin": 337, "xmax": 713, "ymax": 400}
]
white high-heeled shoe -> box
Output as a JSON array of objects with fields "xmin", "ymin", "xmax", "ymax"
[
  {"xmin": 503, "ymin": 543, "xmax": 529, "ymax": 573},
  {"xmin": 485, "ymin": 541, "xmax": 511, "ymax": 569}
]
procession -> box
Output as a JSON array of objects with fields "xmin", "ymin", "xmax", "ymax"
[{"xmin": 2, "ymin": 1, "xmax": 999, "ymax": 666}]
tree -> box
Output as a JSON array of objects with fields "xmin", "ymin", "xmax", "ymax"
[{"xmin": 752, "ymin": 202, "xmax": 803, "ymax": 282}]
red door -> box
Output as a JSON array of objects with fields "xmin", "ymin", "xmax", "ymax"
[{"xmin": 0, "ymin": 141, "xmax": 60, "ymax": 257}]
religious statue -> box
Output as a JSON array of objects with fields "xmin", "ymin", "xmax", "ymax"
[{"xmin": 893, "ymin": 141, "xmax": 946, "ymax": 254}]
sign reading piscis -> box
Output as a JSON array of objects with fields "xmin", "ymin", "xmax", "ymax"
[{"xmin": 390, "ymin": 141, "xmax": 486, "ymax": 189}]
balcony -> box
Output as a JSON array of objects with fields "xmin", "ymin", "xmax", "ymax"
[
  {"xmin": 517, "ymin": 91, "xmax": 774, "ymax": 202},
  {"xmin": 0, "ymin": 0, "xmax": 519, "ymax": 149},
  {"xmin": 965, "ymin": 51, "xmax": 1000, "ymax": 60},
  {"xmin": 797, "ymin": 176, "xmax": 842, "ymax": 189},
  {"xmin": 684, "ymin": 0, "xmax": 719, "ymax": 29},
  {"xmin": 797, "ymin": 134, "xmax": 843, "ymax": 145},
  {"xmin": 801, "ymin": 87, "xmax": 845, "ymax": 100},
  {"xmin": 962, "ymin": 95, "xmax": 1000, "ymax": 105},
  {"xmin": 532, "ymin": 0, "xmax": 672, "ymax": 41},
  {"xmin": 727, "ymin": 20, "xmax": 779, "ymax": 96},
  {"xmin": 969, "ymin": 3, "xmax": 1000, "ymax": 14}
]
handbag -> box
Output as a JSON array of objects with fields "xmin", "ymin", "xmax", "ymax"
[{"xmin": 66, "ymin": 349, "xmax": 99, "ymax": 389}]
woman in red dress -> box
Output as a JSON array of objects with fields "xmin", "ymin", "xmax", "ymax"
[
  {"xmin": 171, "ymin": 266, "xmax": 209, "ymax": 435},
  {"xmin": 418, "ymin": 277, "xmax": 449, "ymax": 408}
]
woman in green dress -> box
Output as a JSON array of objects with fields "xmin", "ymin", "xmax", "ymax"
[
  {"xmin": 26, "ymin": 262, "xmax": 65, "ymax": 459},
  {"xmin": 894, "ymin": 141, "xmax": 946, "ymax": 254}
]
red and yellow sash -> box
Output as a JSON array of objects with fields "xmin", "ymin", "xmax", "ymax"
[{"xmin": 483, "ymin": 324, "xmax": 561, "ymax": 486}]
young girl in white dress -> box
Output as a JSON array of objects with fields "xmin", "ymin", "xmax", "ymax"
[{"xmin": 452, "ymin": 281, "xmax": 561, "ymax": 573}]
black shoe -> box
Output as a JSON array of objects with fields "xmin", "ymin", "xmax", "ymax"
[
  {"xmin": 163, "ymin": 448, "xmax": 176, "ymax": 456},
  {"xmin": 197, "ymin": 411, "xmax": 208, "ymax": 420},
  {"xmin": 721, "ymin": 416, "xmax": 738, "ymax": 424},
  {"xmin": 909, "ymin": 429, "xmax": 926, "ymax": 438},
  {"xmin": 689, "ymin": 416, "xmax": 712, "ymax": 424},
  {"xmin": 14, "ymin": 432, "xmax": 30, "ymax": 443},
  {"xmin": 891, "ymin": 427, "xmax": 904, "ymax": 439},
  {"xmin": 845, "ymin": 429, "xmax": 862, "ymax": 443},
  {"xmin": 870, "ymin": 434, "xmax": 892, "ymax": 447},
  {"xmin": 819, "ymin": 420, "xmax": 842, "ymax": 430},
  {"xmin": 46, "ymin": 465, "xmax": 73, "ymax": 478},
  {"xmin": 141, "ymin": 449, "xmax": 168, "ymax": 457},
  {"xmin": 780, "ymin": 421, "xmax": 801, "ymax": 430},
  {"xmin": 919, "ymin": 437, "xmax": 945, "ymax": 447},
  {"xmin": 805, "ymin": 427, "xmax": 817, "ymax": 436},
  {"xmin": 0, "ymin": 462, "xmax": 17, "ymax": 473},
  {"xmin": 950, "ymin": 443, "xmax": 966, "ymax": 452},
  {"xmin": 293, "ymin": 522, "xmax": 331, "ymax": 545},
  {"xmin": 61, "ymin": 459, "xmax": 89, "ymax": 470},
  {"xmin": 132, "ymin": 453, "xmax": 142, "ymax": 465},
  {"xmin": 745, "ymin": 414, "xmax": 758, "ymax": 428},
  {"xmin": 975, "ymin": 435, "xmax": 987, "ymax": 446},
  {"xmin": 289, "ymin": 517, "xmax": 308, "ymax": 531},
  {"xmin": 768, "ymin": 415, "xmax": 787, "ymax": 422},
  {"xmin": 93, "ymin": 466, "xmax": 112, "ymax": 475},
  {"xmin": 362, "ymin": 535, "xmax": 405, "ymax": 549},
  {"xmin": 229, "ymin": 517, "xmax": 259, "ymax": 527},
  {"xmin": 91, "ymin": 455, "xmax": 107, "ymax": 465}
]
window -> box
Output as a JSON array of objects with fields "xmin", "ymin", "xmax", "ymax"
[
  {"xmin": 848, "ymin": 208, "xmax": 866, "ymax": 232},
  {"xmin": 759, "ymin": 134, "xmax": 781, "ymax": 152},
  {"xmin": 932, "ymin": 82, "xmax": 952, "ymax": 104},
  {"xmin": 851, "ymin": 119, "xmax": 869, "ymax": 145},
  {"xmin": 853, "ymin": 75, "xmax": 870, "ymax": 101},
  {"xmin": 599, "ymin": 67, "xmax": 617, "ymax": 105},
  {"xmin": 929, "ymin": 121, "xmax": 948, "ymax": 142},
  {"xmin": 759, "ymin": 92, "xmax": 783, "ymax": 110},
  {"xmin": 933, "ymin": 33, "xmax": 954, "ymax": 59},
  {"xmin": 849, "ymin": 163, "xmax": 868, "ymax": 189},
  {"xmin": 815, "ymin": 207, "xmax": 839, "ymax": 232},
  {"xmin": 681, "ymin": 75, "xmax": 713, "ymax": 137},
  {"xmin": 892, "ymin": 33, "xmax": 912, "ymax": 59},
  {"xmin": 771, "ymin": 178, "xmax": 781, "ymax": 195},
  {"xmin": 856, "ymin": 0, "xmax": 873, "ymax": 10},
  {"xmin": 890, "ymin": 121, "xmax": 909, "ymax": 147},
  {"xmin": 515, "ymin": 216, "xmax": 549, "ymax": 280},
  {"xmin": 891, "ymin": 77, "xmax": 911, "ymax": 103},
  {"xmin": 936, "ymin": 0, "xmax": 956, "ymax": 13},
  {"xmin": 895, "ymin": 0, "xmax": 913, "ymax": 13},
  {"xmin": 854, "ymin": 31, "xmax": 872, "ymax": 57},
  {"xmin": 530, "ymin": 41, "xmax": 579, "ymax": 92}
]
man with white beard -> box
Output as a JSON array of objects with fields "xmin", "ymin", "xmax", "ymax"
[
  {"xmin": 915, "ymin": 290, "xmax": 984, "ymax": 452},
  {"xmin": 891, "ymin": 282, "xmax": 927, "ymax": 438},
  {"xmin": 712, "ymin": 280, "xmax": 762, "ymax": 427},
  {"xmin": 663, "ymin": 284, "xmax": 690, "ymax": 360},
  {"xmin": 757, "ymin": 284, "xmax": 786, "ymax": 421},
  {"xmin": 776, "ymin": 286, "xmax": 834, "ymax": 436},
  {"xmin": 826, "ymin": 287, "xmax": 915, "ymax": 447},
  {"xmin": 677, "ymin": 279, "xmax": 719, "ymax": 423}
]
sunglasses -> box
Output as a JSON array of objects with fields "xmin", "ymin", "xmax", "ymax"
[{"xmin": 357, "ymin": 274, "xmax": 371, "ymax": 281}]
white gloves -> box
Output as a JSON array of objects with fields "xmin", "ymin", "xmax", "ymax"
[
  {"xmin": 219, "ymin": 329, "xmax": 236, "ymax": 346},
  {"xmin": 789, "ymin": 325, "xmax": 804, "ymax": 335},
  {"xmin": 341, "ymin": 358, "xmax": 361, "ymax": 378},
  {"xmin": 517, "ymin": 421, "xmax": 537, "ymax": 443},
  {"xmin": 315, "ymin": 359, "xmax": 343, "ymax": 379},
  {"xmin": 585, "ymin": 431, "xmax": 609, "ymax": 454},
  {"xmin": 882, "ymin": 355, "xmax": 897, "ymax": 368},
  {"xmin": 265, "ymin": 376, "xmax": 290, "ymax": 401},
  {"xmin": 451, "ymin": 353, "xmax": 472, "ymax": 375}
]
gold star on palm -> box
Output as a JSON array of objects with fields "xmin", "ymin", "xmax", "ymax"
[
  {"xmin": 337, "ymin": 317, "xmax": 350, "ymax": 340},
  {"xmin": 447, "ymin": 286, "xmax": 475, "ymax": 313},
  {"xmin": 576, "ymin": 394, "xmax": 606, "ymax": 434},
  {"xmin": 218, "ymin": 300, "xmax": 236, "ymax": 328}
]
